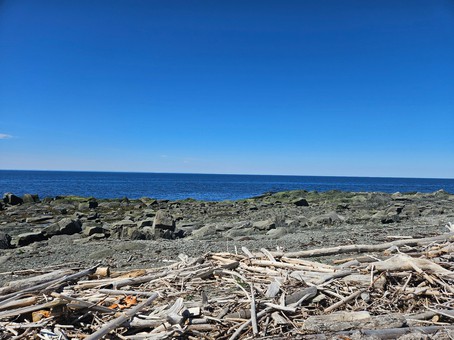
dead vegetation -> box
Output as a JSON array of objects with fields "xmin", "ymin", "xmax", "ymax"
[{"xmin": 0, "ymin": 225, "xmax": 453, "ymax": 339}]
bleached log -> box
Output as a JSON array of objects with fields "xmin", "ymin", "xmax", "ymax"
[
  {"xmin": 370, "ymin": 254, "xmax": 454, "ymax": 276},
  {"xmin": 0, "ymin": 269, "xmax": 74, "ymax": 295},
  {"xmin": 0, "ymin": 296, "xmax": 38, "ymax": 311},
  {"xmin": 0, "ymin": 298, "xmax": 65, "ymax": 319},
  {"xmin": 275, "ymin": 233, "xmax": 454, "ymax": 258}
]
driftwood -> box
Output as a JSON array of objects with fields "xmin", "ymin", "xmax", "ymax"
[
  {"xmin": 275, "ymin": 232, "xmax": 454, "ymax": 258},
  {"xmin": 0, "ymin": 231, "xmax": 452, "ymax": 339},
  {"xmin": 304, "ymin": 325, "xmax": 454, "ymax": 339},
  {"xmin": 85, "ymin": 293, "xmax": 158, "ymax": 340}
]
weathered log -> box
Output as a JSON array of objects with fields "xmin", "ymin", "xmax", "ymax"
[
  {"xmin": 371, "ymin": 254, "xmax": 454, "ymax": 276},
  {"xmin": 304, "ymin": 325, "xmax": 454, "ymax": 339},
  {"xmin": 0, "ymin": 298, "xmax": 65, "ymax": 319},
  {"xmin": 0, "ymin": 269, "xmax": 74, "ymax": 295},
  {"xmin": 303, "ymin": 312, "xmax": 406, "ymax": 332},
  {"xmin": 285, "ymin": 286, "xmax": 317, "ymax": 306},
  {"xmin": 0, "ymin": 296, "xmax": 37, "ymax": 311},
  {"xmin": 50, "ymin": 292, "xmax": 115, "ymax": 314}
]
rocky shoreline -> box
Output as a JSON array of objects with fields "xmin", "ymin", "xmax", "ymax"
[{"xmin": 1, "ymin": 189, "xmax": 453, "ymax": 281}]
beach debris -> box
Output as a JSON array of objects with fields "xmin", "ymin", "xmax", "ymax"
[{"xmin": 0, "ymin": 231, "xmax": 453, "ymax": 339}]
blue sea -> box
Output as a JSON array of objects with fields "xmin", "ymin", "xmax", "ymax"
[{"xmin": 0, "ymin": 170, "xmax": 453, "ymax": 201}]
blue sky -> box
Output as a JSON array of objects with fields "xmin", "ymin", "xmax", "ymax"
[{"xmin": 1, "ymin": 0, "xmax": 453, "ymax": 178}]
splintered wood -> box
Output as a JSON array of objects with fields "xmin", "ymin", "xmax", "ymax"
[{"xmin": 1, "ymin": 232, "xmax": 453, "ymax": 339}]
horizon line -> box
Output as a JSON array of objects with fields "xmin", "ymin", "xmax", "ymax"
[{"xmin": 0, "ymin": 168, "xmax": 453, "ymax": 181}]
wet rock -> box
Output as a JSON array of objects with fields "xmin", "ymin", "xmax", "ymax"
[
  {"xmin": 42, "ymin": 218, "xmax": 82, "ymax": 237},
  {"xmin": 3, "ymin": 193, "xmax": 23, "ymax": 206},
  {"xmin": 0, "ymin": 233, "xmax": 12, "ymax": 249}
]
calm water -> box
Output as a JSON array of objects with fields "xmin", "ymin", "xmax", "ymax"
[{"xmin": 0, "ymin": 170, "xmax": 453, "ymax": 201}]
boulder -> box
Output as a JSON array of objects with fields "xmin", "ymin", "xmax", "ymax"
[
  {"xmin": 252, "ymin": 219, "xmax": 276, "ymax": 231},
  {"xmin": 13, "ymin": 231, "xmax": 46, "ymax": 247},
  {"xmin": 266, "ymin": 227, "xmax": 288, "ymax": 238},
  {"xmin": 310, "ymin": 212, "xmax": 344, "ymax": 225},
  {"xmin": 292, "ymin": 198, "xmax": 309, "ymax": 207},
  {"xmin": 109, "ymin": 220, "xmax": 136, "ymax": 239},
  {"xmin": 152, "ymin": 210, "xmax": 176, "ymax": 239},
  {"xmin": 22, "ymin": 194, "xmax": 39, "ymax": 203},
  {"xmin": 190, "ymin": 225, "xmax": 217, "ymax": 239},
  {"xmin": 43, "ymin": 218, "xmax": 82, "ymax": 237},
  {"xmin": 78, "ymin": 200, "xmax": 98, "ymax": 210},
  {"xmin": 3, "ymin": 193, "xmax": 23, "ymax": 205},
  {"xmin": 0, "ymin": 233, "xmax": 12, "ymax": 249},
  {"xmin": 82, "ymin": 225, "xmax": 106, "ymax": 237},
  {"xmin": 137, "ymin": 219, "xmax": 154, "ymax": 228}
]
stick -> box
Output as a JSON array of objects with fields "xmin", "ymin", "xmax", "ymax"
[
  {"xmin": 250, "ymin": 284, "xmax": 258, "ymax": 336},
  {"xmin": 228, "ymin": 307, "xmax": 273, "ymax": 340},
  {"xmin": 324, "ymin": 288, "xmax": 367, "ymax": 313},
  {"xmin": 84, "ymin": 292, "xmax": 158, "ymax": 340}
]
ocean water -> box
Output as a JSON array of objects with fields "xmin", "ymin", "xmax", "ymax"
[{"xmin": 0, "ymin": 170, "xmax": 453, "ymax": 201}]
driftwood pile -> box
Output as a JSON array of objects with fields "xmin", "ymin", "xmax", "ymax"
[{"xmin": 1, "ymin": 226, "xmax": 454, "ymax": 339}]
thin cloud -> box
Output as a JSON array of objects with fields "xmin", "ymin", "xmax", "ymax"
[{"xmin": 0, "ymin": 134, "xmax": 12, "ymax": 139}]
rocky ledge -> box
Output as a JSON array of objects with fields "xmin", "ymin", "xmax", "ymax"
[{"xmin": 0, "ymin": 190, "xmax": 453, "ymax": 277}]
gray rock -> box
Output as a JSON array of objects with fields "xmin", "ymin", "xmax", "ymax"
[
  {"xmin": 310, "ymin": 212, "xmax": 344, "ymax": 225},
  {"xmin": 87, "ymin": 233, "xmax": 107, "ymax": 241},
  {"xmin": 227, "ymin": 227, "xmax": 254, "ymax": 238},
  {"xmin": 266, "ymin": 227, "xmax": 288, "ymax": 238},
  {"xmin": 152, "ymin": 210, "xmax": 176, "ymax": 239},
  {"xmin": 82, "ymin": 225, "xmax": 106, "ymax": 237},
  {"xmin": 52, "ymin": 204, "xmax": 73, "ymax": 215},
  {"xmin": 43, "ymin": 218, "xmax": 82, "ymax": 237},
  {"xmin": 22, "ymin": 194, "xmax": 39, "ymax": 203},
  {"xmin": 190, "ymin": 225, "xmax": 217, "ymax": 239},
  {"xmin": 252, "ymin": 219, "xmax": 276, "ymax": 231},
  {"xmin": 0, "ymin": 233, "xmax": 12, "ymax": 249},
  {"xmin": 78, "ymin": 200, "xmax": 98, "ymax": 210},
  {"xmin": 25, "ymin": 216, "xmax": 54, "ymax": 224},
  {"xmin": 153, "ymin": 211, "xmax": 175, "ymax": 230},
  {"xmin": 3, "ymin": 193, "xmax": 23, "ymax": 206},
  {"xmin": 13, "ymin": 231, "xmax": 46, "ymax": 247}
]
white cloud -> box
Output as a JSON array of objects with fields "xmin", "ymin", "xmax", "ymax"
[{"xmin": 0, "ymin": 133, "xmax": 12, "ymax": 139}]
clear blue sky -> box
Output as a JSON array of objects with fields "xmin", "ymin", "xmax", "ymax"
[{"xmin": 1, "ymin": 0, "xmax": 453, "ymax": 178}]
